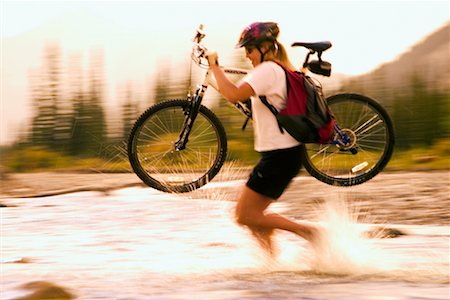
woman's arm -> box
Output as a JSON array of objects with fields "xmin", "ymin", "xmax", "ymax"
[{"xmin": 208, "ymin": 53, "xmax": 254, "ymax": 104}]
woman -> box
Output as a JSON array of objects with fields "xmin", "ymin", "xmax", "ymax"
[{"xmin": 207, "ymin": 22, "xmax": 321, "ymax": 255}]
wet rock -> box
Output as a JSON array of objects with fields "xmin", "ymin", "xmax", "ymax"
[
  {"xmin": 2, "ymin": 257, "xmax": 32, "ymax": 264},
  {"xmin": 15, "ymin": 281, "xmax": 75, "ymax": 300},
  {"xmin": 363, "ymin": 226, "xmax": 406, "ymax": 239},
  {"xmin": 0, "ymin": 201, "xmax": 18, "ymax": 207},
  {"xmin": 204, "ymin": 242, "xmax": 236, "ymax": 248}
]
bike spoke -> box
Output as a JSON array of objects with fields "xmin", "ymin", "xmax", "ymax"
[
  {"xmin": 304, "ymin": 94, "xmax": 394, "ymax": 183},
  {"xmin": 129, "ymin": 101, "xmax": 226, "ymax": 192}
]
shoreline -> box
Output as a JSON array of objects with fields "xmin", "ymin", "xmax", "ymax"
[
  {"xmin": 1, "ymin": 171, "xmax": 449, "ymax": 227},
  {"xmin": 1, "ymin": 170, "xmax": 448, "ymax": 199},
  {"xmin": 0, "ymin": 172, "xmax": 147, "ymax": 199},
  {"xmin": 1, "ymin": 169, "xmax": 448, "ymax": 199}
]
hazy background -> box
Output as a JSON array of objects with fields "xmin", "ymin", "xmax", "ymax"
[
  {"xmin": 1, "ymin": 0, "xmax": 449, "ymax": 170},
  {"xmin": 2, "ymin": 4, "xmax": 449, "ymax": 299}
]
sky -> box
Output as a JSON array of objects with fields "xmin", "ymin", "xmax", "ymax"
[
  {"xmin": 2, "ymin": 0, "xmax": 449, "ymax": 72},
  {"xmin": 1, "ymin": 0, "xmax": 449, "ymax": 144}
]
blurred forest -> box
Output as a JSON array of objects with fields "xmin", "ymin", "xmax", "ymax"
[{"xmin": 1, "ymin": 23, "xmax": 449, "ymax": 172}]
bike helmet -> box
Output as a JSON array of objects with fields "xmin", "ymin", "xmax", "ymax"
[{"xmin": 236, "ymin": 22, "xmax": 279, "ymax": 48}]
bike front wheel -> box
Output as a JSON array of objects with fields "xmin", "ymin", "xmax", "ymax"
[
  {"xmin": 128, "ymin": 99, "xmax": 227, "ymax": 193},
  {"xmin": 302, "ymin": 93, "xmax": 395, "ymax": 186}
]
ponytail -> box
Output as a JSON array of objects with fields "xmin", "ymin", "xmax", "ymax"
[
  {"xmin": 275, "ymin": 41, "xmax": 296, "ymax": 71},
  {"xmin": 261, "ymin": 40, "xmax": 297, "ymax": 71}
]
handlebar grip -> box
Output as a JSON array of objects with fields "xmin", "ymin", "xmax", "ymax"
[{"xmin": 193, "ymin": 24, "xmax": 205, "ymax": 42}]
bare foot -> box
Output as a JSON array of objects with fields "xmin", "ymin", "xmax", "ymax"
[
  {"xmin": 296, "ymin": 222, "xmax": 326, "ymax": 248},
  {"xmin": 308, "ymin": 225, "xmax": 327, "ymax": 248},
  {"xmin": 250, "ymin": 228, "xmax": 277, "ymax": 257}
]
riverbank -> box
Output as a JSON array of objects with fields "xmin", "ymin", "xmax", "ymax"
[
  {"xmin": 0, "ymin": 172, "xmax": 146, "ymax": 199},
  {"xmin": 1, "ymin": 170, "xmax": 449, "ymax": 226}
]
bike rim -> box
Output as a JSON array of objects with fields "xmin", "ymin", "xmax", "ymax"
[
  {"xmin": 132, "ymin": 104, "xmax": 223, "ymax": 190},
  {"xmin": 304, "ymin": 97, "xmax": 391, "ymax": 181}
]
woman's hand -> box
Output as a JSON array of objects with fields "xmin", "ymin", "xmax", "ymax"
[
  {"xmin": 206, "ymin": 51, "xmax": 219, "ymax": 67},
  {"xmin": 205, "ymin": 51, "xmax": 254, "ymax": 103}
]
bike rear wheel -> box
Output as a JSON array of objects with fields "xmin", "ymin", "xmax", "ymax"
[
  {"xmin": 128, "ymin": 99, "xmax": 227, "ymax": 193},
  {"xmin": 302, "ymin": 93, "xmax": 395, "ymax": 186}
]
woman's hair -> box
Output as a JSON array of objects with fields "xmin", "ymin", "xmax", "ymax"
[{"xmin": 262, "ymin": 40, "xmax": 296, "ymax": 71}]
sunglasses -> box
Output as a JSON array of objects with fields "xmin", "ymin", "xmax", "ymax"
[{"xmin": 245, "ymin": 46, "xmax": 255, "ymax": 54}]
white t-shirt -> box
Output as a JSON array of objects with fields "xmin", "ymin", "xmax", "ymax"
[{"xmin": 242, "ymin": 61, "xmax": 300, "ymax": 152}]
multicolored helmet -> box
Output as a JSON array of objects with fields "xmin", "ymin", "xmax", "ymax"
[{"xmin": 236, "ymin": 22, "xmax": 279, "ymax": 48}]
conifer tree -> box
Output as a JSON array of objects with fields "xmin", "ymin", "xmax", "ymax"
[
  {"xmin": 121, "ymin": 82, "xmax": 139, "ymax": 141},
  {"xmin": 30, "ymin": 43, "xmax": 61, "ymax": 149}
]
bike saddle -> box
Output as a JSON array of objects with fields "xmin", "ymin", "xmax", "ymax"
[{"xmin": 291, "ymin": 41, "xmax": 332, "ymax": 52}]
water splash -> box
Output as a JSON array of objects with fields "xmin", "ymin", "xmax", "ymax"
[
  {"xmin": 175, "ymin": 171, "xmax": 448, "ymax": 284},
  {"xmin": 304, "ymin": 194, "xmax": 449, "ymax": 283},
  {"xmin": 308, "ymin": 195, "xmax": 394, "ymax": 275},
  {"xmin": 186, "ymin": 160, "xmax": 250, "ymax": 201}
]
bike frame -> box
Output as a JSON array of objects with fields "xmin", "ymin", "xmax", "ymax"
[
  {"xmin": 174, "ymin": 66, "xmax": 250, "ymax": 151},
  {"xmin": 175, "ymin": 28, "xmax": 354, "ymax": 152}
]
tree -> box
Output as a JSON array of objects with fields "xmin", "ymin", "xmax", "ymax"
[
  {"xmin": 66, "ymin": 49, "xmax": 108, "ymax": 157},
  {"xmin": 67, "ymin": 53, "xmax": 86, "ymax": 155},
  {"xmin": 29, "ymin": 43, "xmax": 72, "ymax": 150},
  {"xmin": 121, "ymin": 82, "xmax": 139, "ymax": 141},
  {"xmin": 150, "ymin": 62, "xmax": 192, "ymax": 105},
  {"xmin": 391, "ymin": 74, "xmax": 449, "ymax": 148},
  {"xmin": 81, "ymin": 49, "xmax": 107, "ymax": 156}
]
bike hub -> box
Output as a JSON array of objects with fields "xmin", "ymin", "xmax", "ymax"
[{"xmin": 335, "ymin": 128, "xmax": 357, "ymax": 151}]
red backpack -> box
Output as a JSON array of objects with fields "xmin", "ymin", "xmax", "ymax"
[{"xmin": 260, "ymin": 63, "xmax": 335, "ymax": 144}]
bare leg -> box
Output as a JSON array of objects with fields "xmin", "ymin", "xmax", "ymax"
[
  {"xmin": 235, "ymin": 186, "xmax": 320, "ymax": 252},
  {"xmin": 250, "ymin": 227, "xmax": 276, "ymax": 256}
]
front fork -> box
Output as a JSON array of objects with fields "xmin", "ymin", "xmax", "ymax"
[{"xmin": 174, "ymin": 85, "xmax": 207, "ymax": 151}]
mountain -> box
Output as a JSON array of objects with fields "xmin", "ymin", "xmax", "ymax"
[{"xmin": 343, "ymin": 22, "xmax": 450, "ymax": 95}]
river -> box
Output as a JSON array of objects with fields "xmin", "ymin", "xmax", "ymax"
[{"xmin": 1, "ymin": 172, "xmax": 449, "ymax": 299}]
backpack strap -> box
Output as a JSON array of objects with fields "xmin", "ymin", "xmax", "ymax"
[
  {"xmin": 259, "ymin": 96, "xmax": 284, "ymax": 133},
  {"xmin": 259, "ymin": 62, "xmax": 290, "ymax": 134}
]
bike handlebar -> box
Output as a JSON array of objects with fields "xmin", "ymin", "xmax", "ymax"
[
  {"xmin": 191, "ymin": 43, "xmax": 209, "ymax": 68},
  {"xmin": 191, "ymin": 25, "xmax": 210, "ymax": 68},
  {"xmin": 193, "ymin": 24, "xmax": 206, "ymax": 43},
  {"xmin": 190, "ymin": 25, "xmax": 332, "ymax": 74}
]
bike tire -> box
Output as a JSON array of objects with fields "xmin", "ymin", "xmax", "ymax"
[
  {"xmin": 302, "ymin": 93, "xmax": 395, "ymax": 186},
  {"xmin": 128, "ymin": 99, "xmax": 227, "ymax": 193}
]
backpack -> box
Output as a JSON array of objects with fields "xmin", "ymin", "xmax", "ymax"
[{"xmin": 260, "ymin": 63, "xmax": 335, "ymax": 144}]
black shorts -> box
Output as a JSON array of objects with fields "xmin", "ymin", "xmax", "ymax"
[{"xmin": 246, "ymin": 145, "xmax": 303, "ymax": 200}]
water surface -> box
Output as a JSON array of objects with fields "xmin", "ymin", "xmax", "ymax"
[{"xmin": 2, "ymin": 177, "xmax": 449, "ymax": 299}]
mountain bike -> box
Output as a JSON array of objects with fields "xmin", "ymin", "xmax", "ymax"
[{"xmin": 127, "ymin": 26, "xmax": 395, "ymax": 193}]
